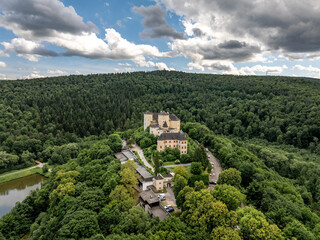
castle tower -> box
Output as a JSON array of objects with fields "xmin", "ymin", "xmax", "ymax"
[
  {"xmin": 144, "ymin": 111, "xmax": 153, "ymax": 130},
  {"xmin": 158, "ymin": 111, "xmax": 169, "ymax": 129}
]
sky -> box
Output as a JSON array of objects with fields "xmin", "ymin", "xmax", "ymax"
[{"xmin": 1, "ymin": 0, "xmax": 320, "ymax": 80}]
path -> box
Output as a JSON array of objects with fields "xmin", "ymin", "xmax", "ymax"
[
  {"xmin": 0, "ymin": 163, "xmax": 47, "ymax": 178},
  {"xmin": 207, "ymin": 149, "xmax": 222, "ymax": 190},
  {"xmin": 163, "ymin": 163, "xmax": 192, "ymax": 168},
  {"xmin": 130, "ymin": 144, "xmax": 154, "ymax": 172}
]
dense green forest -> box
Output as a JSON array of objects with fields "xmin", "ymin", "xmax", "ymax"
[
  {"xmin": 1, "ymin": 71, "xmax": 320, "ymax": 239},
  {"xmin": 0, "ymin": 71, "xmax": 319, "ymax": 172}
]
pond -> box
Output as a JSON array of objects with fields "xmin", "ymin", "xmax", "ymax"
[{"xmin": 0, "ymin": 174, "xmax": 47, "ymax": 218}]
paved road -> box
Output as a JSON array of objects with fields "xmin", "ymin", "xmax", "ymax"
[
  {"xmin": 207, "ymin": 149, "xmax": 222, "ymax": 190},
  {"xmin": 163, "ymin": 163, "xmax": 192, "ymax": 168},
  {"xmin": 0, "ymin": 163, "xmax": 47, "ymax": 178},
  {"xmin": 130, "ymin": 144, "xmax": 154, "ymax": 172}
]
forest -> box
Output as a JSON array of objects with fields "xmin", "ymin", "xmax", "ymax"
[{"xmin": 1, "ymin": 71, "xmax": 320, "ymax": 239}]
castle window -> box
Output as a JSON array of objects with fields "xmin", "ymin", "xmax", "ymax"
[{"xmin": 164, "ymin": 141, "xmax": 167, "ymax": 143}]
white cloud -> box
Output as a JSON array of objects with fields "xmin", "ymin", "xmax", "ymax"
[
  {"xmin": 0, "ymin": 61, "xmax": 6, "ymax": 67},
  {"xmin": 24, "ymin": 71, "xmax": 45, "ymax": 79},
  {"xmin": 0, "ymin": 0, "xmax": 169, "ymax": 62},
  {"xmin": 2, "ymin": 38, "xmax": 58, "ymax": 61},
  {"xmin": 47, "ymin": 70, "xmax": 68, "ymax": 75},
  {"xmin": 0, "ymin": 73, "xmax": 7, "ymax": 80},
  {"xmin": 134, "ymin": 58, "xmax": 174, "ymax": 70},
  {"xmin": 105, "ymin": 2, "xmax": 109, "ymax": 7},
  {"xmin": 294, "ymin": 65, "xmax": 320, "ymax": 78}
]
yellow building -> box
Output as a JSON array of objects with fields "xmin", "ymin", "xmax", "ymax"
[
  {"xmin": 157, "ymin": 131, "xmax": 188, "ymax": 154},
  {"xmin": 144, "ymin": 111, "xmax": 180, "ymax": 135},
  {"xmin": 144, "ymin": 111, "xmax": 187, "ymax": 154}
]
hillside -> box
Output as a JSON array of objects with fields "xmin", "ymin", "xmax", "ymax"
[
  {"xmin": 0, "ymin": 71, "xmax": 320, "ymax": 173},
  {"xmin": 1, "ymin": 71, "xmax": 320, "ymax": 239}
]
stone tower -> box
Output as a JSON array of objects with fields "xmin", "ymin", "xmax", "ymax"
[{"xmin": 144, "ymin": 111, "xmax": 153, "ymax": 130}]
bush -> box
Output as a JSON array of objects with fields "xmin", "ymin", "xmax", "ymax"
[{"xmin": 175, "ymin": 160, "xmax": 180, "ymax": 164}]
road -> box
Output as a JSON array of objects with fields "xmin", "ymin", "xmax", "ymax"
[
  {"xmin": 0, "ymin": 163, "xmax": 47, "ymax": 178},
  {"xmin": 164, "ymin": 163, "xmax": 192, "ymax": 168},
  {"xmin": 207, "ymin": 149, "xmax": 222, "ymax": 190},
  {"xmin": 130, "ymin": 144, "xmax": 154, "ymax": 172}
]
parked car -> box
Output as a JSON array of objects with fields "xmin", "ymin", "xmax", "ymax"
[
  {"xmin": 210, "ymin": 173, "xmax": 215, "ymax": 176},
  {"xmin": 205, "ymin": 148, "xmax": 209, "ymax": 152},
  {"xmin": 158, "ymin": 194, "xmax": 166, "ymax": 201},
  {"xmin": 209, "ymin": 181, "xmax": 217, "ymax": 185},
  {"xmin": 165, "ymin": 205, "xmax": 174, "ymax": 212}
]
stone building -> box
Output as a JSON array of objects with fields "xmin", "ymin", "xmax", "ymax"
[
  {"xmin": 144, "ymin": 111, "xmax": 188, "ymax": 154},
  {"xmin": 144, "ymin": 111, "xmax": 180, "ymax": 136},
  {"xmin": 157, "ymin": 131, "xmax": 188, "ymax": 154}
]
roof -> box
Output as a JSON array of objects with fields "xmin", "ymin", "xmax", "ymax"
[
  {"xmin": 158, "ymin": 131, "xmax": 187, "ymax": 141},
  {"xmin": 163, "ymin": 121, "xmax": 168, "ymax": 128},
  {"xmin": 155, "ymin": 174, "xmax": 164, "ymax": 180},
  {"xmin": 169, "ymin": 114, "xmax": 180, "ymax": 121},
  {"xmin": 165, "ymin": 173, "xmax": 173, "ymax": 178},
  {"xmin": 136, "ymin": 165, "xmax": 154, "ymax": 180},
  {"xmin": 159, "ymin": 111, "xmax": 169, "ymax": 115},
  {"xmin": 114, "ymin": 152, "xmax": 128, "ymax": 163},
  {"xmin": 145, "ymin": 111, "xmax": 152, "ymax": 114},
  {"xmin": 122, "ymin": 149, "xmax": 138, "ymax": 161},
  {"xmin": 140, "ymin": 190, "xmax": 159, "ymax": 205}
]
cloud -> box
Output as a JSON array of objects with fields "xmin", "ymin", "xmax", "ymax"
[
  {"xmin": 24, "ymin": 70, "xmax": 45, "ymax": 79},
  {"xmin": 133, "ymin": 5, "xmax": 186, "ymax": 40},
  {"xmin": 294, "ymin": 65, "xmax": 320, "ymax": 78},
  {"xmin": 0, "ymin": 0, "xmax": 97, "ymax": 37},
  {"xmin": 0, "ymin": 73, "xmax": 7, "ymax": 80},
  {"xmin": 134, "ymin": 59, "xmax": 174, "ymax": 70},
  {"xmin": 47, "ymin": 69, "xmax": 68, "ymax": 75},
  {"xmin": 159, "ymin": 0, "xmax": 320, "ymax": 71},
  {"xmin": 0, "ymin": 61, "xmax": 6, "ymax": 67},
  {"xmin": 0, "ymin": 0, "xmax": 169, "ymax": 63},
  {"xmin": 2, "ymin": 38, "xmax": 58, "ymax": 61}
]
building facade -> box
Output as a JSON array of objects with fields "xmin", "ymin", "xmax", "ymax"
[{"xmin": 144, "ymin": 111, "xmax": 187, "ymax": 154}]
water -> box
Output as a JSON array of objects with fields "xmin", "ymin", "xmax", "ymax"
[{"xmin": 0, "ymin": 174, "xmax": 47, "ymax": 218}]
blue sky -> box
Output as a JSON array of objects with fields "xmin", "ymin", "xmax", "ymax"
[{"xmin": 1, "ymin": 0, "xmax": 320, "ymax": 80}]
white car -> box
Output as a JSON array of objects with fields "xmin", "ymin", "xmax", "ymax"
[
  {"xmin": 158, "ymin": 194, "xmax": 166, "ymax": 200},
  {"xmin": 210, "ymin": 173, "xmax": 215, "ymax": 176}
]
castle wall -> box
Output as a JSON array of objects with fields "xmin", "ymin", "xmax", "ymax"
[
  {"xmin": 157, "ymin": 139, "xmax": 188, "ymax": 154},
  {"xmin": 158, "ymin": 114, "xmax": 169, "ymax": 129},
  {"xmin": 169, "ymin": 120, "xmax": 180, "ymax": 132},
  {"xmin": 144, "ymin": 113, "xmax": 153, "ymax": 130}
]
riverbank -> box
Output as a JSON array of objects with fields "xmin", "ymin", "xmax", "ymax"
[{"xmin": 0, "ymin": 166, "xmax": 50, "ymax": 184}]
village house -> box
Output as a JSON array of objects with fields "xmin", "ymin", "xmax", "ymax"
[{"xmin": 144, "ymin": 111, "xmax": 188, "ymax": 154}]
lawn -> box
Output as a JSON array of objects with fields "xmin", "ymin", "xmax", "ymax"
[
  {"xmin": 0, "ymin": 166, "xmax": 51, "ymax": 183},
  {"xmin": 166, "ymin": 165, "xmax": 191, "ymax": 174}
]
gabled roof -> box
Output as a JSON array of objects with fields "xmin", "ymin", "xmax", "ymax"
[
  {"xmin": 158, "ymin": 131, "xmax": 187, "ymax": 141},
  {"xmin": 145, "ymin": 111, "xmax": 152, "ymax": 114},
  {"xmin": 169, "ymin": 114, "xmax": 180, "ymax": 121},
  {"xmin": 163, "ymin": 121, "xmax": 168, "ymax": 128},
  {"xmin": 155, "ymin": 174, "xmax": 164, "ymax": 180},
  {"xmin": 165, "ymin": 172, "xmax": 173, "ymax": 178}
]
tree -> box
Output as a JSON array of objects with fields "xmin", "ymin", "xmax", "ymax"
[
  {"xmin": 193, "ymin": 146, "xmax": 208, "ymax": 168},
  {"xmin": 194, "ymin": 181, "xmax": 206, "ymax": 191},
  {"xmin": 182, "ymin": 189, "xmax": 238, "ymax": 232},
  {"xmin": 176, "ymin": 186, "xmax": 193, "ymax": 210},
  {"xmin": 191, "ymin": 162, "xmax": 203, "ymax": 175},
  {"xmin": 212, "ymin": 184, "xmax": 246, "ymax": 211},
  {"xmin": 173, "ymin": 174, "xmax": 188, "ymax": 197},
  {"xmin": 211, "ymin": 226, "xmax": 242, "ymax": 240},
  {"xmin": 42, "ymin": 164, "xmax": 49, "ymax": 173},
  {"xmin": 120, "ymin": 160, "xmax": 139, "ymax": 195},
  {"xmin": 237, "ymin": 206, "xmax": 283, "ymax": 240},
  {"xmin": 218, "ymin": 168, "xmax": 242, "ymax": 189},
  {"xmin": 173, "ymin": 166, "xmax": 188, "ymax": 180},
  {"xmin": 58, "ymin": 209, "xmax": 100, "ymax": 239}
]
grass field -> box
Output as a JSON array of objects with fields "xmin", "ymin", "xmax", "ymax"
[
  {"xmin": 0, "ymin": 166, "xmax": 50, "ymax": 183},
  {"xmin": 167, "ymin": 165, "xmax": 191, "ymax": 174}
]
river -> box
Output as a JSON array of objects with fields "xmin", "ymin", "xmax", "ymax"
[{"xmin": 0, "ymin": 174, "xmax": 47, "ymax": 218}]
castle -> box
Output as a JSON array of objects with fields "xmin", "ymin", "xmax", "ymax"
[{"xmin": 144, "ymin": 111, "xmax": 188, "ymax": 154}]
